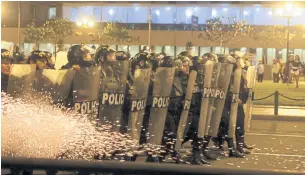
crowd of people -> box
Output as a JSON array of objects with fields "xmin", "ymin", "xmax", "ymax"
[
  {"xmin": 2, "ymin": 44, "xmax": 255, "ymax": 166},
  {"xmin": 269, "ymin": 56, "xmax": 304, "ymax": 87}
]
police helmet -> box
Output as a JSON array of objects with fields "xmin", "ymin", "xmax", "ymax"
[
  {"xmin": 178, "ymin": 51, "xmax": 189, "ymax": 58},
  {"xmin": 202, "ymin": 53, "xmax": 218, "ymax": 63},
  {"xmin": 158, "ymin": 56, "xmax": 175, "ymax": 68},
  {"xmin": 190, "ymin": 56, "xmax": 206, "ymax": 70},
  {"xmin": 130, "ymin": 52, "xmax": 150, "ymax": 71},
  {"xmin": 67, "ymin": 45, "xmax": 95, "ymax": 66},
  {"xmin": 115, "ymin": 51, "xmax": 129, "ymax": 61},
  {"xmin": 1, "ymin": 49, "xmax": 13, "ymax": 64},
  {"xmin": 28, "ymin": 50, "xmax": 47, "ymax": 63},
  {"xmin": 94, "ymin": 45, "xmax": 115, "ymax": 64},
  {"xmin": 44, "ymin": 51, "xmax": 52, "ymax": 59}
]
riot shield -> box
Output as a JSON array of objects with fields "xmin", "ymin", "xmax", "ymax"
[
  {"xmin": 174, "ymin": 70, "xmax": 197, "ymax": 151},
  {"xmin": 98, "ymin": 61, "xmax": 129, "ymax": 131},
  {"xmin": 34, "ymin": 69, "xmax": 75, "ymax": 103},
  {"xmin": 7, "ymin": 64, "xmax": 36, "ymax": 97},
  {"xmin": 146, "ymin": 67, "xmax": 176, "ymax": 145},
  {"xmin": 197, "ymin": 61, "xmax": 219, "ymax": 138},
  {"xmin": 244, "ymin": 66, "xmax": 257, "ymax": 132},
  {"xmin": 127, "ymin": 68, "xmax": 152, "ymax": 142},
  {"xmin": 208, "ymin": 63, "xmax": 233, "ymax": 137},
  {"xmin": 73, "ymin": 67, "xmax": 101, "ymax": 117},
  {"xmin": 228, "ymin": 68, "xmax": 242, "ymax": 138}
]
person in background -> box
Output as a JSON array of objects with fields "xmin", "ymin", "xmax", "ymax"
[
  {"xmin": 278, "ymin": 58, "xmax": 285, "ymax": 83},
  {"xmin": 291, "ymin": 55, "xmax": 304, "ymax": 88},
  {"xmin": 272, "ymin": 59, "xmax": 280, "ymax": 83},
  {"xmin": 257, "ymin": 60, "xmax": 264, "ymax": 83}
]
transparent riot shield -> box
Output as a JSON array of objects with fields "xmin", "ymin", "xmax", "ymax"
[
  {"xmin": 174, "ymin": 70, "xmax": 197, "ymax": 151},
  {"xmin": 34, "ymin": 69, "xmax": 75, "ymax": 103},
  {"xmin": 98, "ymin": 61, "xmax": 129, "ymax": 131},
  {"xmin": 7, "ymin": 64, "xmax": 36, "ymax": 97},
  {"xmin": 197, "ymin": 61, "xmax": 219, "ymax": 138},
  {"xmin": 146, "ymin": 67, "xmax": 176, "ymax": 145},
  {"xmin": 208, "ymin": 63, "xmax": 233, "ymax": 137},
  {"xmin": 244, "ymin": 66, "xmax": 257, "ymax": 132},
  {"xmin": 73, "ymin": 66, "xmax": 101, "ymax": 117},
  {"xmin": 127, "ymin": 68, "xmax": 152, "ymax": 142},
  {"xmin": 228, "ymin": 68, "xmax": 242, "ymax": 138}
]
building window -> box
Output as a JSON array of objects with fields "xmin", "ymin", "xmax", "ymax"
[{"xmin": 48, "ymin": 7, "xmax": 57, "ymax": 19}]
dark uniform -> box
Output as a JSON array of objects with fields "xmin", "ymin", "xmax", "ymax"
[
  {"xmin": 60, "ymin": 45, "xmax": 97, "ymax": 108},
  {"xmin": 216, "ymin": 54, "xmax": 249, "ymax": 157},
  {"xmin": 182, "ymin": 56, "xmax": 211, "ymax": 165}
]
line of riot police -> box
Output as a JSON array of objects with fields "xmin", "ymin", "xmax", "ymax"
[{"xmin": 1, "ymin": 45, "xmax": 256, "ymax": 165}]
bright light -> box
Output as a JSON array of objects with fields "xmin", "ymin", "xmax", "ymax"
[
  {"xmin": 244, "ymin": 11, "xmax": 249, "ymax": 16},
  {"xmin": 166, "ymin": 7, "xmax": 171, "ymax": 11},
  {"xmin": 185, "ymin": 9, "xmax": 193, "ymax": 18},
  {"xmin": 212, "ymin": 9, "xmax": 217, "ymax": 17},
  {"xmin": 285, "ymin": 3, "xmax": 293, "ymax": 12},
  {"xmin": 76, "ymin": 21, "xmax": 82, "ymax": 27},
  {"xmin": 134, "ymin": 7, "xmax": 139, "ymax": 11},
  {"xmin": 268, "ymin": 11, "xmax": 272, "ymax": 16},
  {"xmin": 108, "ymin": 9, "xmax": 114, "ymax": 15},
  {"xmin": 82, "ymin": 18, "xmax": 88, "ymax": 25},
  {"xmin": 256, "ymin": 8, "xmax": 260, "ymax": 12},
  {"xmin": 222, "ymin": 8, "xmax": 228, "ymax": 12},
  {"xmin": 293, "ymin": 8, "xmax": 302, "ymax": 16},
  {"xmin": 194, "ymin": 7, "xmax": 198, "ymax": 11},
  {"xmin": 155, "ymin": 10, "xmax": 160, "ymax": 16},
  {"xmin": 276, "ymin": 8, "xmax": 283, "ymax": 15},
  {"xmin": 88, "ymin": 21, "xmax": 94, "ymax": 28}
]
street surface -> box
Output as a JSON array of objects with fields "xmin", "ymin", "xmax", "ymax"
[{"xmin": 2, "ymin": 120, "xmax": 305, "ymax": 174}]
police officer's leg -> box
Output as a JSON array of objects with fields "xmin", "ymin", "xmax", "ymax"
[
  {"xmin": 190, "ymin": 114, "xmax": 210, "ymax": 165},
  {"xmin": 143, "ymin": 106, "xmax": 159, "ymax": 162},
  {"xmin": 236, "ymin": 105, "xmax": 250, "ymax": 154}
]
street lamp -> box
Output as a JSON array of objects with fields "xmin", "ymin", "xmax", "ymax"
[
  {"xmin": 76, "ymin": 18, "xmax": 95, "ymax": 28},
  {"xmin": 272, "ymin": 3, "xmax": 302, "ymax": 82}
]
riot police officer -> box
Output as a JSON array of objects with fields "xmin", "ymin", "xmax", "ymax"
[
  {"xmin": 59, "ymin": 45, "xmax": 98, "ymax": 109},
  {"xmin": 232, "ymin": 54, "xmax": 251, "ymax": 155},
  {"xmin": 215, "ymin": 55, "xmax": 245, "ymax": 158},
  {"xmin": 62, "ymin": 45, "xmax": 97, "ymax": 69},
  {"xmin": 28, "ymin": 50, "xmax": 54, "ymax": 70},
  {"xmin": 43, "ymin": 51, "xmax": 55, "ymax": 69},
  {"xmin": 182, "ymin": 55, "xmax": 211, "ymax": 165}
]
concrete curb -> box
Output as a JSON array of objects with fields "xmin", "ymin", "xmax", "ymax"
[{"xmin": 252, "ymin": 114, "xmax": 305, "ymax": 122}]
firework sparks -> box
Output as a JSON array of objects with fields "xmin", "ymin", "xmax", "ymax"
[{"xmin": 1, "ymin": 92, "xmax": 141, "ymax": 161}]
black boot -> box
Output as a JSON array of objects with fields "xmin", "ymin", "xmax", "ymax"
[
  {"xmin": 226, "ymin": 137, "xmax": 245, "ymax": 158},
  {"xmin": 202, "ymin": 136, "xmax": 218, "ymax": 160},
  {"xmin": 237, "ymin": 146, "xmax": 251, "ymax": 154},
  {"xmin": 236, "ymin": 137, "xmax": 251, "ymax": 154},
  {"xmin": 244, "ymin": 143, "xmax": 255, "ymax": 149},
  {"xmin": 192, "ymin": 147, "xmax": 210, "ymax": 165},
  {"xmin": 146, "ymin": 154, "xmax": 160, "ymax": 163}
]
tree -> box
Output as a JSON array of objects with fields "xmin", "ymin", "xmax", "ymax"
[
  {"xmin": 252, "ymin": 25, "xmax": 295, "ymax": 47},
  {"xmin": 23, "ymin": 21, "xmax": 45, "ymax": 50},
  {"xmin": 88, "ymin": 22, "xmax": 129, "ymax": 50},
  {"xmin": 199, "ymin": 17, "xmax": 252, "ymax": 54},
  {"xmin": 42, "ymin": 18, "xmax": 73, "ymax": 58}
]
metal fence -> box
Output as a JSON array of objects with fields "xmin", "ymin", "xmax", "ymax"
[
  {"xmin": 2, "ymin": 156, "xmax": 303, "ymax": 175},
  {"xmin": 253, "ymin": 90, "xmax": 305, "ymax": 115}
]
